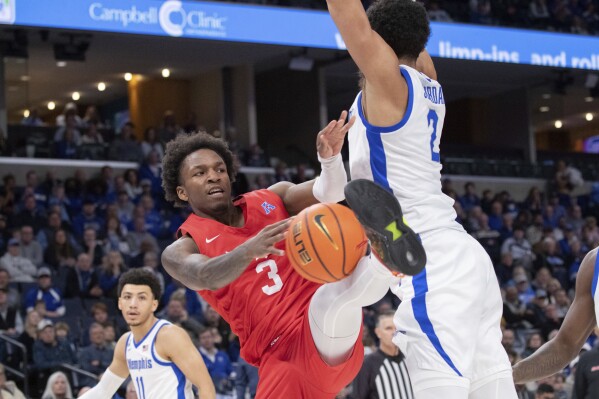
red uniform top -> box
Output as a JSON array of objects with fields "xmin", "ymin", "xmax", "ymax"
[{"xmin": 178, "ymin": 189, "xmax": 321, "ymax": 366}]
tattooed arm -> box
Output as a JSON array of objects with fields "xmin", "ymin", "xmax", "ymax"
[{"xmin": 512, "ymin": 249, "xmax": 598, "ymax": 383}]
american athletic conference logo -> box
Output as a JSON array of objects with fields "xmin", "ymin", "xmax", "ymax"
[
  {"xmin": 159, "ymin": 0, "xmax": 227, "ymax": 38},
  {"xmin": 0, "ymin": 0, "xmax": 16, "ymax": 25}
]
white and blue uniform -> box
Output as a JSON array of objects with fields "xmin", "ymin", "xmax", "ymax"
[
  {"xmin": 348, "ymin": 65, "xmax": 513, "ymax": 394},
  {"xmin": 590, "ymin": 250, "xmax": 599, "ymax": 323},
  {"xmin": 125, "ymin": 319, "xmax": 193, "ymax": 399}
]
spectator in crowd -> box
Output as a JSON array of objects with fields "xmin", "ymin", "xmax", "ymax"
[
  {"xmin": 502, "ymin": 225, "xmax": 535, "ymax": 269},
  {"xmin": 428, "ymin": 1, "xmax": 453, "ymax": 21},
  {"xmin": 141, "ymin": 127, "xmax": 164, "ymax": 160},
  {"xmin": 82, "ymin": 227, "xmax": 104, "ymax": 268},
  {"xmin": 472, "ymin": 213, "xmax": 502, "ymax": 262},
  {"xmin": 63, "ymin": 253, "xmax": 102, "ymax": 299},
  {"xmin": 123, "ymin": 169, "xmax": 142, "ymax": 201},
  {"xmin": 198, "ymin": 327, "xmax": 234, "ymax": 396},
  {"xmin": 0, "ymin": 286, "xmax": 23, "ymax": 336},
  {"xmin": 36, "ymin": 212, "xmax": 74, "ymax": 252},
  {"xmin": 25, "ymin": 268, "xmax": 66, "ymax": 318},
  {"xmin": 138, "ymin": 196, "xmax": 162, "ymax": 237},
  {"xmin": 141, "ymin": 251, "xmax": 164, "ymax": 291},
  {"xmin": 98, "ymin": 251, "xmax": 127, "ymax": 298},
  {"xmin": 18, "ymin": 309, "xmax": 41, "ymax": 363},
  {"xmin": 72, "ymin": 200, "xmax": 104, "ymax": 239},
  {"xmin": 16, "ymin": 194, "xmax": 46, "ymax": 233},
  {"xmin": 0, "ymin": 269, "xmax": 20, "ymax": 308},
  {"xmin": 115, "ymin": 191, "xmax": 134, "ymax": 228},
  {"xmin": 103, "ymin": 324, "xmax": 117, "ymax": 350},
  {"xmin": 19, "ymin": 224, "xmax": 43, "ymax": 266},
  {"xmin": 235, "ymin": 357, "xmax": 258, "ymax": 399},
  {"xmin": 54, "ymin": 126, "xmax": 80, "ymax": 160},
  {"xmin": 125, "ymin": 217, "xmax": 159, "ymax": 258},
  {"xmin": 353, "ymin": 311, "xmax": 413, "ymax": 398},
  {"xmin": 459, "ymin": 182, "xmax": 480, "ymax": 213},
  {"xmin": 159, "ymin": 294, "xmax": 203, "ymax": 333},
  {"xmin": 81, "ymin": 123, "xmax": 104, "ymax": 145},
  {"xmin": 157, "ymin": 110, "xmax": 184, "ymax": 145},
  {"xmin": 244, "ymin": 143, "xmax": 269, "ymax": 167},
  {"xmin": 44, "ymin": 229, "xmax": 78, "ymax": 270},
  {"xmin": 0, "ymin": 238, "xmax": 38, "ymax": 283},
  {"xmin": 33, "ymin": 319, "xmax": 78, "ymax": 373},
  {"xmin": 138, "ymin": 150, "xmax": 163, "ymax": 198},
  {"xmin": 534, "ymin": 383, "xmax": 555, "ymax": 399},
  {"xmin": 162, "ymin": 280, "xmax": 204, "ymax": 324},
  {"xmin": 521, "ymin": 332, "xmax": 545, "ymax": 359},
  {"xmin": 55, "ymin": 102, "xmax": 82, "ymax": 127},
  {"xmin": 41, "ymin": 370, "xmax": 74, "ymax": 399},
  {"xmin": 82, "ymin": 105, "xmax": 103, "ymax": 129},
  {"xmin": 503, "ymin": 283, "xmax": 529, "ymax": 330},
  {"xmin": 103, "ymin": 216, "xmax": 130, "ymax": 257},
  {"xmin": 21, "ymin": 108, "xmax": 44, "ymax": 126},
  {"xmin": 0, "ymin": 363, "xmax": 26, "ymax": 399},
  {"xmin": 78, "ymin": 323, "xmax": 112, "ymax": 387},
  {"xmin": 108, "ymin": 122, "xmax": 143, "ymax": 163}
]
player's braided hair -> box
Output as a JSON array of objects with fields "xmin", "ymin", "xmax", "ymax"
[
  {"xmin": 367, "ymin": 0, "xmax": 431, "ymax": 60},
  {"xmin": 117, "ymin": 268, "xmax": 163, "ymax": 300},
  {"xmin": 161, "ymin": 132, "xmax": 237, "ymax": 208}
]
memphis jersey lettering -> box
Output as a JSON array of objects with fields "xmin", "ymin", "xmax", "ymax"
[
  {"xmin": 348, "ymin": 65, "xmax": 462, "ymax": 235},
  {"xmin": 125, "ymin": 319, "xmax": 193, "ymax": 399}
]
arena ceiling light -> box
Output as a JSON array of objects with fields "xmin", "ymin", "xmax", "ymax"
[
  {"xmin": 97, "ymin": 82, "xmax": 106, "ymax": 92},
  {"xmin": 554, "ymin": 120, "xmax": 563, "ymax": 129},
  {"xmin": 47, "ymin": 101, "xmax": 56, "ymax": 110},
  {"xmin": 540, "ymin": 106, "xmax": 550, "ymax": 113},
  {"xmin": 586, "ymin": 113, "xmax": 594, "ymax": 122},
  {"xmin": 72, "ymin": 92, "xmax": 80, "ymax": 101},
  {"xmin": 23, "ymin": 109, "xmax": 30, "ymax": 118},
  {"xmin": 162, "ymin": 68, "xmax": 170, "ymax": 78},
  {"xmin": 124, "ymin": 73, "xmax": 133, "ymax": 81}
]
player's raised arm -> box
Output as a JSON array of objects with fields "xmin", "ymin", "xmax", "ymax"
[
  {"xmin": 326, "ymin": 0, "xmax": 401, "ymax": 89},
  {"xmin": 156, "ymin": 325, "xmax": 216, "ymax": 399},
  {"xmin": 269, "ymin": 111, "xmax": 354, "ymax": 215},
  {"xmin": 513, "ymin": 249, "xmax": 598, "ymax": 383},
  {"xmin": 78, "ymin": 334, "xmax": 130, "ymax": 399},
  {"xmin": 162, "ymin": 222, "xmax": 291, "ymax": 291}
]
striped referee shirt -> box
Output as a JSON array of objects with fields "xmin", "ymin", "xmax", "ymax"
[{"xmin": 353, "ymin": 349, "xmax": 414, "ymax": 399}]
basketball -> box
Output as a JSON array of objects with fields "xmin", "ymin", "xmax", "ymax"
[{"xmin": 286, "ymin": 203, "xmax": 368, "ymax": 283}]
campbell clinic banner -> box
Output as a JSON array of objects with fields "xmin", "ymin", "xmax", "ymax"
[{"xmin": 3, "ymin": 0, "xmax": 599, "ymax": 70}]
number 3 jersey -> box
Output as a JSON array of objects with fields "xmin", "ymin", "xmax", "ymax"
[
  {"xmin": 178, "ymin": 189, "xmax": 321, "ymax": 366},
  {"xmin": 125, "ymin": 319, "xmax": 194, "ymax": 399},
  {"xmin": 348, "ymin": 65, "xmax": 462, "ymax": 235}
]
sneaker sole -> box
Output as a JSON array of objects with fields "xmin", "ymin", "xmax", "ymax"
[{"xmin": 344, "ymin": 179, "xmax": 427, "ymax": 276}]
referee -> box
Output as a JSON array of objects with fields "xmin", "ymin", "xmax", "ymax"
[{"xmin": 354, "ymin": 311, "xmax": 414, "ymax": 399}]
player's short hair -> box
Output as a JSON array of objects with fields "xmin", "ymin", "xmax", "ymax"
[
  {"xmin": 366, "ymin": 0, "xmax": 430, "ymax": 60},
  {"xmin": 162, "ymin": 132, "xmax": 237, "ymax": 207},
  {"xmin": 375, "ymin": 310, "xmax": 396, "ymax": 327},
  {"xmin": 117, "ymin": 269, "xmax": 162, "ymax": 301}
]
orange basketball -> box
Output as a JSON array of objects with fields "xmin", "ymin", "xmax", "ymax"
[{"xmin": 286, "ymin": 203, "xmax": 368, "ymax": 283}]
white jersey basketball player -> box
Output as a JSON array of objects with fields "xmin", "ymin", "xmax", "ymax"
[
  {"xmin": 513, "ymin": 247, "xmax": 599, "ymax": 383},
  {"xmin": 327, "ymin": 0, "xmax": 517, "ymax": 397},
  {"xmin": 80, "ymin": 269, "xmax": 215, "ymax": 399}
]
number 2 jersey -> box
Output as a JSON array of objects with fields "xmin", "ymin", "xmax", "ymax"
[
  {"xmin": 178, "ymin": 189, "xmax": 321, "ymax": 366},
  {"xmin": 348, "ymin": 65, "xmax": 462, "ymax": 235}
]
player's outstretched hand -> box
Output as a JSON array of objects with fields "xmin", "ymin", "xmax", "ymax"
[
  {"xmin": 316, "ymin": 110, "xmax": 356, "ymax": 159},
  {"xmin": 241, "ymin": 218, "xmax": 291, "ymax": 259}
]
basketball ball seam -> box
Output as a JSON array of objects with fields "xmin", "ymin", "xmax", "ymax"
[
  {"xmin": 305, "ymin": 207, "xmax": 339, "ymax": 281},
  {"xmin": 322, "ymin": 203, "xmax": 349, "ymax": 276},
  {"xmin": 287, "ymin": 218, "xmax": 329, "ymax": 284}
]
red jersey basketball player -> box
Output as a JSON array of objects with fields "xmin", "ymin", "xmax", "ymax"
[{"xmin": 161, "ymin": 112, "xmax": 425, "ymax": 398}]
